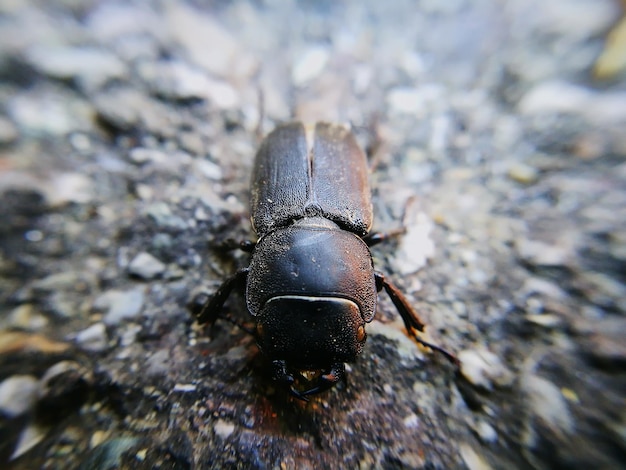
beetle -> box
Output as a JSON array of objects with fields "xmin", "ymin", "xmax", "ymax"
[{"xmin": 191, "ymin": 122, "xmax": 457, "ymax": 400}]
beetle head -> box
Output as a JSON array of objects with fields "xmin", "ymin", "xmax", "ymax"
[{"xmin": 256, "ymin": 296, "xmax": 367, "ymax": 377}]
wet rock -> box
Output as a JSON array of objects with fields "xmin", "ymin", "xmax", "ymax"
[
  {"xmin": 0, "ymin": 375, "xmax": 39, "ymax": 418},
  {"xmin": 93, "ymin": 288, "xmax": 145, "ymax": 325},
  {"xmin": 128, "ymin": 252, "xmax": 166, "ymax": 279}
]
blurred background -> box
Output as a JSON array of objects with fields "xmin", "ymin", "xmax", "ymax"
[{"xmin": 0, "ymin": 0, "xmax": 624, "ymax": 468}]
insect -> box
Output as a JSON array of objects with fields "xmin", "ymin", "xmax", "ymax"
[{"xmin": 191, "ymin": 122, "xmax": 457, "ymax": 400}]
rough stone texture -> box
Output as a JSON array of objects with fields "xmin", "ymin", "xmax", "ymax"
[{"xmin": 0, "ymin": 0, "xmax": 624, "ymax": 469}]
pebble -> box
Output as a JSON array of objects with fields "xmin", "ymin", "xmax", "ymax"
[
  {"xmin": 292, "ymin": 46, "xmax": 329, "ymax": 86},
  {"xmin": 45, "ymin": 172, "xmax": 94, "ymax": 206},
  {"xmin": 93, "ymin": 288, "xmax": 145, "ymax": 325},
  {"xmin": 38, "ymin": 361, "xmax": 92, "ymax": 406},
  {"xmin": 507, "ymin": 162, "xmax": 539, "ymax": 184},
  {"xmin": 73, "ymin": 322, "xmax": 108, "ymax": 352},
  {"xmin": 165, "ymin": 3, "xmax": 257, "ymax": 80},
  {"xmin": 403, "ymin": 413, "xmax": 419, "ymax": 429},
  {"xmin": 93, "ymin": 88, "xmax": 143, "ymax": 130},
  {"xmin": 458, "ymin": 349, "xmax": 514, "ymax": 390},
  {"xmin": 195, "ymin": 159, "xmax": 223, "ymax": 180},
  {"xmin": 395, "ymin": 212, "xmax": 436, "ymax": 274},
  {"xmin": 128, "ymin": 147, "xmax": 168, "ymax": 165},
  {"xmin": 32, "ymin": 271, "xmax": 80, "ymax": 292},
  {"xmin": 144, "ymin": 202, "xmax": 188, "ymax": 230},
  {"xmin": 7, "ymin": 304, "xmax": 49, "ymax": 330},
  {"xmin": 8, "ymin": 91, "xmax": 86, "ymax": 136},
  {"xmin": 26, "ymin": 45, "xmax": 126, "ymax": 91},
  {"xmin": 516, "ymin": 239, "xmax": 570, "ymax": 267},
  {"xmin": 522, "ymin": 373, "xmax": 574, "ymax": 437},
  {"xmin": 146, "ymin": 350, "xmax": 170, "ymax": 377},
  {"xmin": 214, "ymin": 419, "xmax": 236, "ymax": 440},
  {"xmin": 519, "ymin": 80, "xmax": 626, "ymax": 124},
  {"xmin": 367, "ymin": 320, "xmax": 421, "ymax": 361},
  {"xmin": 459, "ymin": 443, "xmax": 493, "ymax": 470},
  {"xmin": 0, "ymin": 375, "xmax": 39, "ymax": 417},
  {"xmin": 128, "ymin": 252, "xmax": 166, "ymax": 279},
  {"xmin": 0, "ymin": 331, "xmax": 70, "ymax": 355},
  {"xmin": 138, "ymin": 60, "xmax": 239, "ymax": 109},
  {"xmin": 79, "ymin": 437, "xmax": 140, "ymax": 470},
  {"xmin": 474, "ymin": 420, "xmax": 498, "ymax": 444},
  {"xmin": 387, "ymin": 85, "xmax": 445, "ymax": 116},
  {"xmin": 0, "ymin": 115, "xmax": 18, "ymax": 144},
  {"xmin": 11, "ymin": 423, "xmax": 48, "ymax": 460}
]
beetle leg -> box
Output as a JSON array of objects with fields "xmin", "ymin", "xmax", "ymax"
[
  {"xmin": 192, "ymin": 269, "xmax": 249, "ymax": 325},
  {"xmin": 375, "ymin": 272, "xmax": 459, "ymax": 367},
  {"xmin": 362, "ymin": 228, "xmax": 406, "ymax": 248},
  {"xmin": 271, "ymin": 360, "xmax": 309, "ymax": 401},
  {"xmin": 301, "ymin": 363, "xmax": 345, "ymax": 397},
  {"xmin": 215, "ymin": 238, "xmax": 256, "ymax": 252}
]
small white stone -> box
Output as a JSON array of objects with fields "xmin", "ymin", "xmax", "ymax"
[
  {"xmin": 292, "ymin": 46, "xmax": 329, "ymax": 86},
  {"xmin": 214, "ymin": 419, "xmax": 235, "ymax": 439},
  {"xmin": 522, "ymin": 374, "xmax": 574, "ymax": 435},
  {"xmin": 128, "ymin": 252, "xmax": 166, "ymax": 279},
  {"xmin": 74, "ymin": 322, "xmax": 108, "ymax": 352},
  {"xmin": 403, "ymin": 413, "xmax": 419, "ymax": 429},
  {"xmin": 459, "ymin": 349, "xmax": 514, "ymax": 390},
  {"xmin": 173, "ymin": 383, "xmax": 197, "ymax": 392},
  {"xmin": 0, "ymin": 375, "xmax": 39, "ymax": 417}
]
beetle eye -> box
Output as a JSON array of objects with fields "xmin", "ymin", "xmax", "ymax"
[{"xmin": 357, "ymin": 325, "xmax": 366, "ymax": 343}]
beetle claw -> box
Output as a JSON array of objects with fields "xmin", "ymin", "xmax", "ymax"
[
  {"xmin": 299, "ymin": 363, "xmax": 345, "ymax": 397},
  {"xmin": 289, "ymin": 386, "xmax": 310, "ymax": 402}
]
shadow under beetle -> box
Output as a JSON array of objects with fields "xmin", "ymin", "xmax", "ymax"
[{"xmin": 191, "ymin": 122, "xmax": 457, "ymax": 400}]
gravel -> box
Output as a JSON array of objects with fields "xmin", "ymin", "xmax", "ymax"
[{"xmin": 0, "ymin": 0, "xmax": 624, "ymax": 468}]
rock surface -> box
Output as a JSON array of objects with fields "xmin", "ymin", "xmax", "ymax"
[{"xmin": 0, "ymin": 0, "xmax": 624, "ymax": 468}]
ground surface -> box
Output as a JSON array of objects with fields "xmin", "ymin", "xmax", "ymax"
[{"xmin": 0, "ymin": 0, "xmax": 625, "ymax": 469}]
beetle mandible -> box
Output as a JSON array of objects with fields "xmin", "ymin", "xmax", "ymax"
[{"xmin": 191, "ymin": 122, "xmax": 457, "ymax": 400}]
